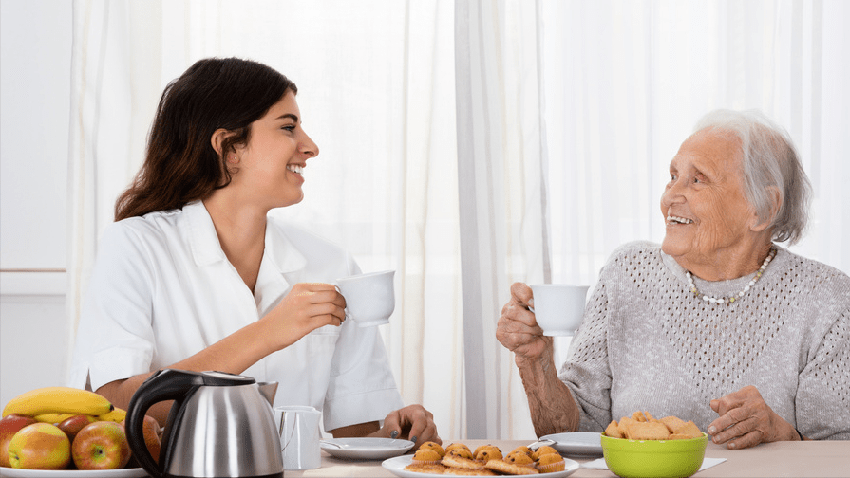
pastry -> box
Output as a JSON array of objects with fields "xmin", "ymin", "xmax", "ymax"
[
  {"xmin": 442, "ymin": 467, "xmax": 497, "ymax": 476},
  {"xmin": 445, "ymin": 443, "xmax": 472, "ymax": 455},
  {"xmin": 409, "ymin": 449, "xmax": 443, "ymax": 467},
  {"xmin": 485, "ymin": 458, "xmax": 539, "ymax": 475},
  {"xmin": 532, "ymin": 445, "xmax": 558, "ymax": 460},
  {"xmin": 420, "ymin": 441, "xmax": 447, "ymax": 458},
  {"xmin": 536, "ymin": 453, "xmax": 566, "ymax": 473},
  {"xmin": 442, "ymin": 448, "xmax": 483, "ymax": 471},
  {"xmin": 474, "ymin": 445, "xmax": 503, "ymax": 463}
]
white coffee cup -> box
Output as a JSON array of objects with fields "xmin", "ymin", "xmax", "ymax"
[
  {"xmin": 274, "ymin": 405, "xmax": 321, "ymax": 470},
  {"xmin": 335, "ymin": 270, "xmax": 395, "ymax": 327},
  {"xmin": 530, "ymin": 284, "xmax": 590, "ymax": 336}
]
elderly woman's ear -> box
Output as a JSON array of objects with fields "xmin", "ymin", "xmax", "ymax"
[{"xmin": 750, "ymin": 186, "xmax": 783, "ymax": 232}]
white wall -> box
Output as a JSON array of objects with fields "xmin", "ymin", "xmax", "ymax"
[{"xmin": 0, "ymin": 0, "xmax": 73, "ymax": 409}]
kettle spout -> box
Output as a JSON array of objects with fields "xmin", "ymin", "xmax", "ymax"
[{"xmin": 257, "ymin": 382, "xmax": 278, "ymax": 406}]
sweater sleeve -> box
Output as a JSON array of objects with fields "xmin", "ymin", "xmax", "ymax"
[
  {"xmin": 796, "ymin": 303, "xmax": 850, "ymax": 440},
  {"xmin": 556, "ymin": 258, "xmax": 619, "ymax": 432}
]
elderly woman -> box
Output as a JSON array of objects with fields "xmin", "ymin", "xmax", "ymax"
[{"xmin": 497, "ymin": 109, "xmax": 849, "ymax": 449}]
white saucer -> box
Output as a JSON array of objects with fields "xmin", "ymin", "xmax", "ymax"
[
  {"xmin": 539, "ymin": 432, "xmax": 603, "ymax": 456},
  {"xmin": 320, "ymin": 437, "xmax": 414, "ymax": 460}
]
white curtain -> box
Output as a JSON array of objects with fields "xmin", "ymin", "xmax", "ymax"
[
  {"xmin": 68, "ymin": 0, "xmax": 849, "ymax": 440},
  {"xmin": 541, "ymin": 0, "xmax": 850, "ymax": 293}
]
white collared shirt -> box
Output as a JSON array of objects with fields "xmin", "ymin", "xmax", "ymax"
[{"xmin": 68, "ymin": 201, "xmax": 403, "ymax": 431}]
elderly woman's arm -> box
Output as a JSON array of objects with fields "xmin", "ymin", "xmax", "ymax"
[{"xmin": 497, "ymin": 283, "xmax": 581, "ymax": 436}]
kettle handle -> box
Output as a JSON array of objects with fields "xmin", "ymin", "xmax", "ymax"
[{"xmin": 125, "ymin": 369, "xmax": 205, "ymax": 478}]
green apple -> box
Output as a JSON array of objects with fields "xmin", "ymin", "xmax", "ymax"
[
  {"xmin": 71, "ymin": 421, "xmax": 131, "ymax": 470},
  {"xmin": 7, "ymin": 422, "xmax": 71, "ymax": 469}
]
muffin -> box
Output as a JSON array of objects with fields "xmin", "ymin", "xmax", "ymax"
[
  {"xmin": 509, "ymin": 446, "xmax": 534, "ymax": 459},
  {"xmin": 504, "ymin": 450, "xmax": 536, "ymax": 468},
  {"xmin": 420, "ymin": 441, "xmax": 447, "ymax": 458},
  {"xmin": 409, "ymin": 448, "xmax": 443, "ymax": 467},
  {"xmin": 532, "ymin": 445, "xmax": 559, "ymax": 461},
  {"xmin": 536, "ymin": 453, "xmax": 566, "ymax": 473},
  {"xmin": 445, "ymin": 443, "xmax": 472, "ymax": 455},
  {"xmin": 474, "ymin": 446, "xmax": 503, "ymax": 464},
  {"xmin": 446, "ymin": 447, "xmax": 474, "ymax": 460}
]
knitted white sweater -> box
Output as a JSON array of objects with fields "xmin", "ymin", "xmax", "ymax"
[{"xmin": 559, "ymin": 241, "xmax": 850, "ymax": 440}]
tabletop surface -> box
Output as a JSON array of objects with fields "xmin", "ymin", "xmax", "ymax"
[{"xmin": 286, "ymin": 439, "xmax": 850, "ymax": 478}]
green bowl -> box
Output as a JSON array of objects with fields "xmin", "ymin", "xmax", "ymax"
[{"xmin": 600, "ymin": 432, "xmax": 708, "ymax": 478}]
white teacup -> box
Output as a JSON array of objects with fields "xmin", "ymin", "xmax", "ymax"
[
  {"xmin": 335, "ymin": 270, "xmax": 395, "ymax": 327},
  {"xmin": 530, "ymin": 284, "xmax": 590, "ymax": 336},
  {"xmin": 274, "ymin": 405, "xmax": 321, "ymax": 470}
]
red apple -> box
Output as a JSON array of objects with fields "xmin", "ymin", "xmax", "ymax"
[
  {"xmin": 139, "ymin": 414, "xmax": 162, "ymax": 464},
  {"xmin": 0, "ymin": 414, "xmax": 38, "ymax": 468},
  {"xmin": 72, "ymin": 421, "xmax": 130, "ymax": 470},
  {"xmin": 121, "ymin": 415, "xmax": 162, "ymax": 468},
  {"xmin": 7, "ymin": 423, "xmax": 71, "ymax": 470},
  {"xmin": 58, "ymin": 415, "xmax": 97, "ymax": 443}
]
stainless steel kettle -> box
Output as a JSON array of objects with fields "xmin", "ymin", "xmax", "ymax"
[{"xmin": 124, "ymin": 369, "xmax": 284, "ymax": 478}]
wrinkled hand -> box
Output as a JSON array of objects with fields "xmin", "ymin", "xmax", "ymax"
[
  {"xmin": 265, "ymin": 283, "xmax": 347, "ymax": 349},
  {"xmin": 371, "ymin": 405, "xmax": 440, "ymax": 450},
  {"xmin": 496, "ymin": 283, "xmax": 554, "ymax": 367},
  {"xmin": 708, "ymin": 385, "xmax": 799, "ymax": 449}
]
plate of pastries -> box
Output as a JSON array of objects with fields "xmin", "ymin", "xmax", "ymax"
[{"xmin": 382, "ymin": 441, "xmax": 579, "ymax": 476}]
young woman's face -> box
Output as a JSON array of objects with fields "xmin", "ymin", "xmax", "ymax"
[{"xmin": 229, "ymin": 90, "xmax": 318, "ymax": 209}]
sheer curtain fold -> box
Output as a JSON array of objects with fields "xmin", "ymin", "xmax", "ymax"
[
  {"xmin": 67, "ymin": 0, "xmax": 848, "ymax": 440},
  {"xmin": 455, "ymin": 0, "xmax": 549, "ymax": 439},
  {"xmin": 67, "ymin": 0, "xmax": 161, "ymax": 369}
]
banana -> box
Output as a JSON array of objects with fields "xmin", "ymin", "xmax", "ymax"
[
  {"xmin": 2, "ymin": 387, "xmax": 113, "ymax": 417},
  {"xmin": 97, "ymin": 408, "xmax": 126, "ymax": 423},
  {"xmin": 33, "ymin": 413, "xmax": 76, "ymax": 424}
]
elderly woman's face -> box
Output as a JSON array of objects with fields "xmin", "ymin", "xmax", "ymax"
[{"xmin": 660, "ymin": 129, "xmax": 761, "ymax": 266}]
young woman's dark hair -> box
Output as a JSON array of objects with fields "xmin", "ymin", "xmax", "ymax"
[{"xmin": 115, "ymin": 57, "xmax": 297, "ymax": 220}]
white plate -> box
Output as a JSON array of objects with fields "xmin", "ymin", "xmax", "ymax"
[
  {"xmin": 539, "ymin": 432, "xmax": 603, "ymax": 457},
  {"xmin": 0, "ymin": 468, "xmax": 148, "ymax": 478},
  {"xmin": 320, "ymin": 437, "xmax": 415, "ymax": 460},
  {"xmin": 381, "ymin": 455, "xmax": 579, "ymax": 477}
]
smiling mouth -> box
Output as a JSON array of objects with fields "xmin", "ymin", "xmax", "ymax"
[
  {"xmin": 287, "ymin": 165, "xmax": 304, "ymax": 175},
  {"xmin": 666, "ymin": 214, "xmax": 694, "ymax": 225}
]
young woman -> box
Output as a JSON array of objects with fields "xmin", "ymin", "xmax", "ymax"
[{"xmin": 69, "ymin": 57, "xmax": 439, "ymax": 446}]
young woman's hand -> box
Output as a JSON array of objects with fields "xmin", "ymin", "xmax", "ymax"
[
  {"xmin": 264, "ymin": 283, "xmax": 347, "ymax": 349},
  {"xmin": 374, "ymin": 405, "xmax": 441, "ymax": 450}
]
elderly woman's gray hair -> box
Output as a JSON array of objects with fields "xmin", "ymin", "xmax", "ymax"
[{"xmin": 693, "ymin": 109, "xmax": 812, "ymax": 245}]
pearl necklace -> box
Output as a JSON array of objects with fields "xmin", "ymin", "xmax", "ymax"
[{"xmin": 686, "ymin": 246, "xmax": 776, "ymax": 304}]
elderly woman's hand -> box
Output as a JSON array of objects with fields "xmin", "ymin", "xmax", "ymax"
[
  {"xmin": 496, "ymin": 283, "xmax": 554, "ymax": 367},
  {"xmin": 708, "ymin": 385, "xmax": 801, "ymax": 449}
]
